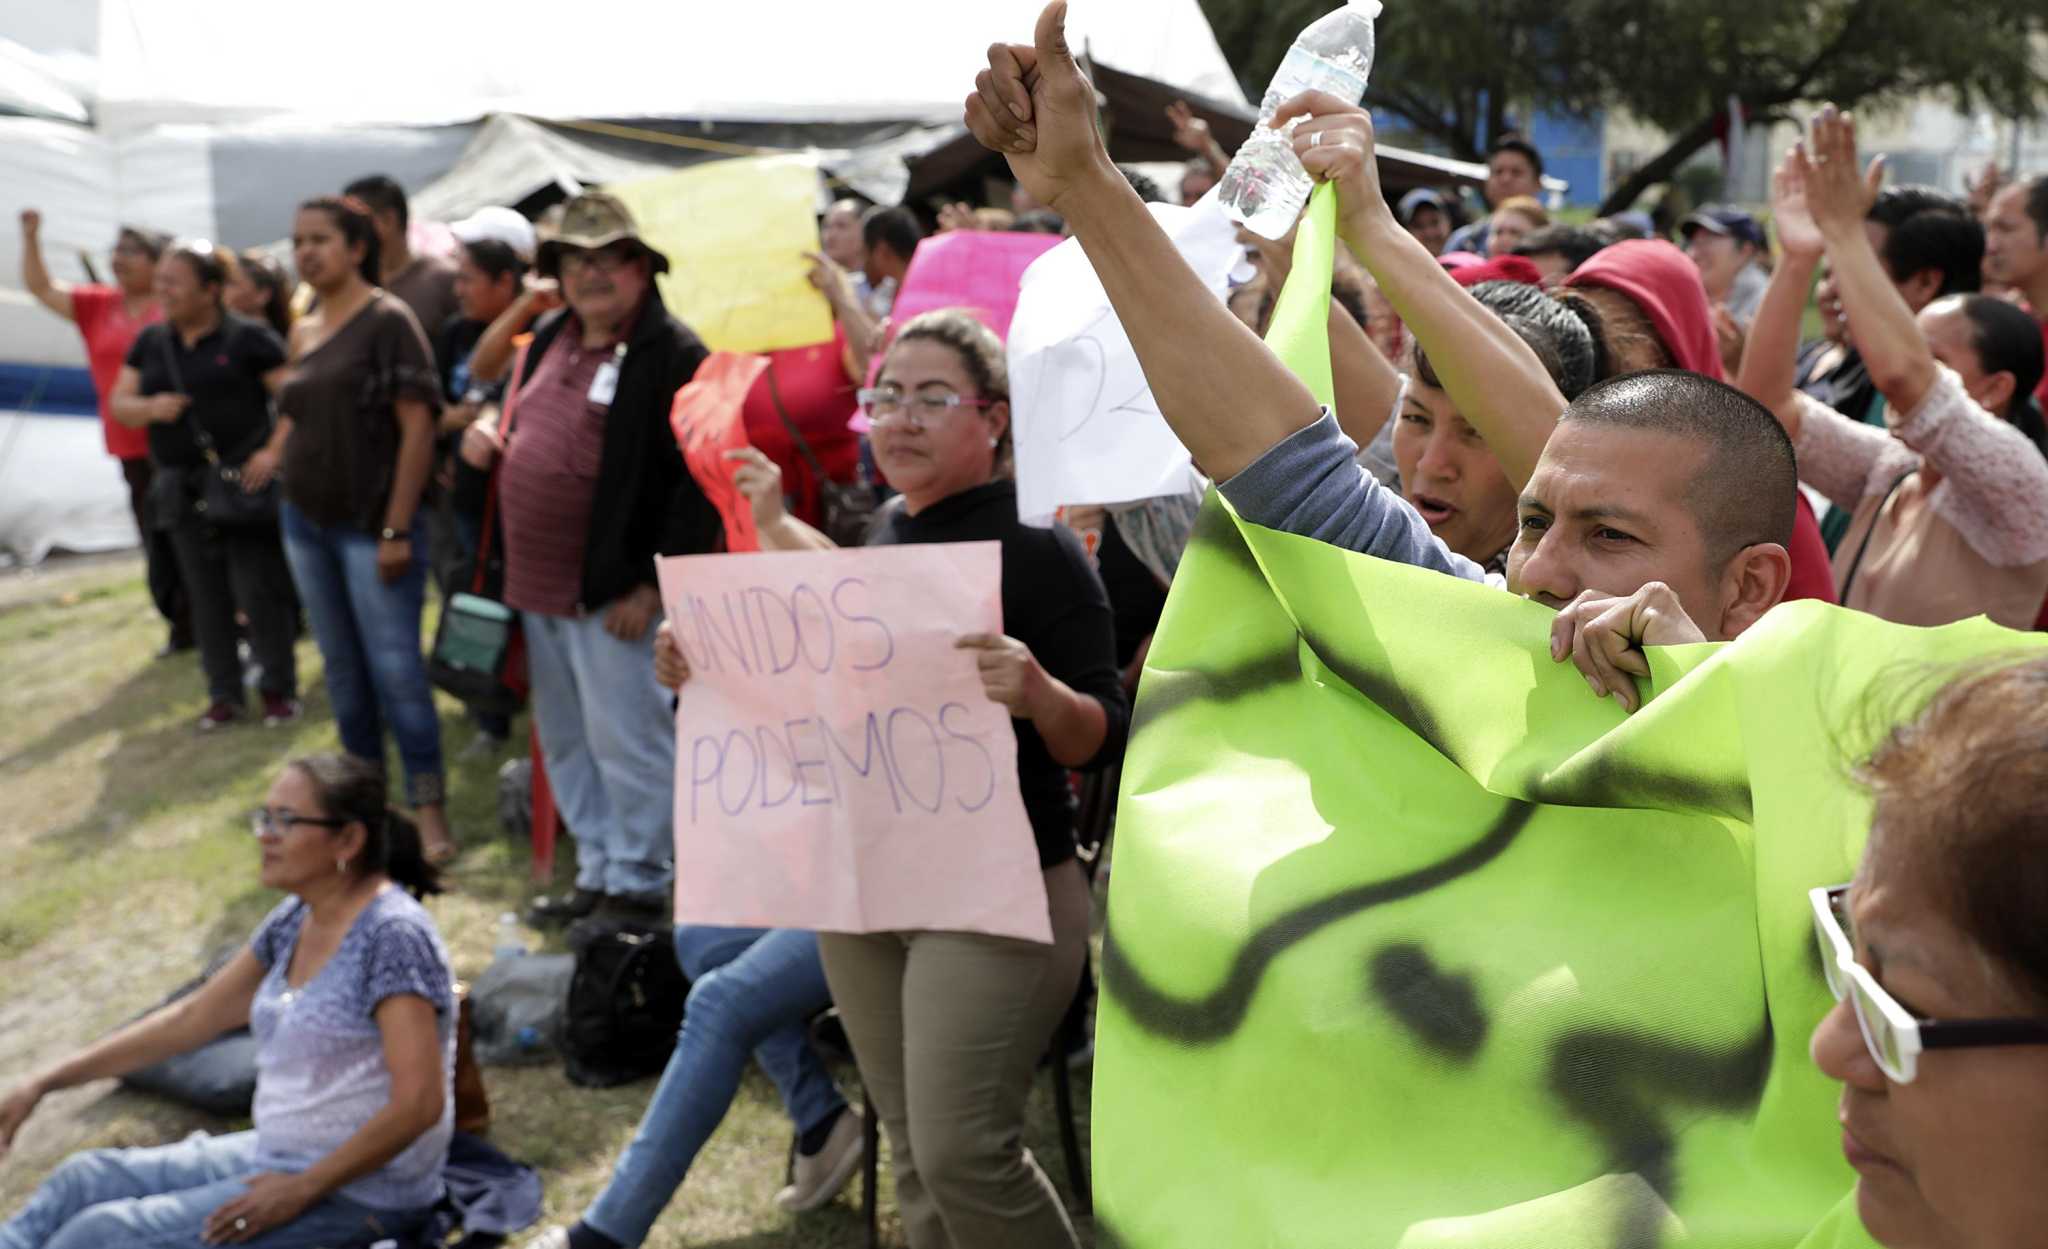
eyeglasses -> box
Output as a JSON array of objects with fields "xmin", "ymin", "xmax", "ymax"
[
  {"xmin": 557, "ymin": 246, "xmax": 640, "ymax": 277},
  {"xmin": 856, "ymin": 387, "xmax": 994, "ymax": 431},
  {"xmin": 249, "ymin": 807, "xmax": 348, "ymax": 839},
  {"xmin": 1809, "ymin": 884, "xmax": 2048, "ymax": 1083}
]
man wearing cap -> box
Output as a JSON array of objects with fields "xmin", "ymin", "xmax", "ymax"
[
  {"xmin": 463, "ymin": 192, "xmax": 719, "ymax": 929},
  {"xmin": 345, "ymin": 174, "xmax": 461, "ymax": 352},
  {"xmin": 1681, "ymin": 205, "xmax": 1771, "ymax": 324},
  {"xmin": 1397, "ymin": 188, "xmax": 1451, "ymax": 256}
]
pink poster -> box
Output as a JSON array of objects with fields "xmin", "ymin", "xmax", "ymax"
[
  {"xmin": 655, "ymin": 542, "xmax": 1051, "ymax": 943},
  {"xmin": 671, "ymin": 351, "xmax": 771, "ymax": 552},
  {"xmin": 890, "ymin": 229, "xmax": 1063, "ymax": 342}
]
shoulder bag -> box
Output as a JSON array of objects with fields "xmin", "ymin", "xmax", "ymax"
[
  {"xmin": 428, "ymin": 343, "xmax": 532, "ymax": 717},
  {"xmin": 160, "ymin": 329, "xmax": 279, "ymax": 528},
  {"xmin": 765, "ymin": 364, "xmax": 880, "ymax": 548}
]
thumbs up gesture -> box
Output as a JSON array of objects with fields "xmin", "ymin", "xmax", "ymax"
[{"xmin": 964, "ymin": 1, "xmax": 1117, "ymax": 217}]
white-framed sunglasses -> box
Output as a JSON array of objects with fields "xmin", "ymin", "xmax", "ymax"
[{"xmin": 1809, "ymin": 884, "xmax": 2048, "ymax": 1083}]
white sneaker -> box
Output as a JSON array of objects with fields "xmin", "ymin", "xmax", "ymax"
[
  {"xmin": 516, "ymin": 1228, "xmax": 571, "ymax": 1249},
  {"xmin": 774, "ymin": 1104, "xmax": 865, "ymax": 1214}
]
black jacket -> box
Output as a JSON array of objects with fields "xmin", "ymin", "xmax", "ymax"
[{"xmin": 457, "ymin": 288, "xmax": 720, "ymax": 611}]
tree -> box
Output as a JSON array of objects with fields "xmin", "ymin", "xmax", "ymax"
[{"xmin": 1196, "ymin": 0, "xmax": 2048, "ymax": 214}]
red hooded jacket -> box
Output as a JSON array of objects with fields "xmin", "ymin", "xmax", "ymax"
[{"xmin": 1566, "ymin": 241, "xmax": 1836, "ymax": 605}]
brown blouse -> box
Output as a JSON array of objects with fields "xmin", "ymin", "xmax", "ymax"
[{"xmin": 277, "ymin": 292, "xmax": 441, "ymax": 532}]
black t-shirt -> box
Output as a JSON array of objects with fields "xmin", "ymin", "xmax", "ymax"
[
  {"xmin": 438, "ymin": 316, "xmax": 499, "ymax": 404},
  {"xmin": 126, "ymin": 314, "xmax": 287, "ymax": 469},
  {"xmin": 868, "ymin": 479, "xmax": 1131, "ymax": 869}
]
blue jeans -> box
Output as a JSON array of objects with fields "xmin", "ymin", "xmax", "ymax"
[
  {"xmin": 522, "ymin": 609, "xmax": 673, "ymax": 896},
  {"xmin": 0, "ymin": 1130, "xmax": 431, "ymax": 1249},
  {"xmin": 584, "ymin": 926, "xmax": 844, "ymax": 1247},
  {"xmin": 280, "ymin": 503, "xmax": 444, "ymax": 806}
]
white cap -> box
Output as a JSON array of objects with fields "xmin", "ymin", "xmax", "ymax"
[{"xmin": 449, "ymin": 205, "xmax": 537, "ymax": 264}]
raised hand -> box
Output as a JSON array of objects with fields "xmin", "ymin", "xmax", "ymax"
[
  {"xmin": 963, "ymin": 1, "xmax": 1115, "ymax": 216},
  {"xmin": 19, "ymin": 208, "xmax": 41, "ymax": 238},
  {"xmin": 1769, "ymin": 153, "xmax": 1825, "ymax": 260},
  {"xmin": 1793, "ymin": 105, "xmax": 1885, "ymax": 244},
  {"xmin": 1166, "ymin": 100, "xmax": 1212, "ymax": 154},
  {"xmin": 1272, "ymin": 93, "xmax": 1397, "ymax": 253}
]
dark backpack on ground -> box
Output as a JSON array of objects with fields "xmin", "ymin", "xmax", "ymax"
[{"xmin": 561, "ymin": 922, "xmax": 689, "ymax": 1088}]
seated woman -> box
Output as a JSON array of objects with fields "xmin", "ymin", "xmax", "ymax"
[
  {"xmin": 0, "ymin": 756, "xmax": 453, "ymax": 1249},
  {"xmin": 1809, "ymin": 654, "xmax": 2048, "ymax": 1247},
  {"xmin": 1738, "ymin": 108, "xmax": 2048, "ymax": 629},
  {"xmin": 516, "ymin": 631, "xmax": 863, "ymax": 1249}
]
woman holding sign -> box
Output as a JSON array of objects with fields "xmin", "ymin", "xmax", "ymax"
[{"xmin": 708, "ymin": 308, "xmax": 1129, "ymax": 1248}]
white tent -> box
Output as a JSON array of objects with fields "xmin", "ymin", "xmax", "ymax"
[{"xmin": 0, "ymin": 0, "xmax": 1249, "ymax": 562}]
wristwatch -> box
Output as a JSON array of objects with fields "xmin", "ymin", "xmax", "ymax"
[{"xmin": 379, "ymin": 527, "xmax": 408, "ymax": 542}]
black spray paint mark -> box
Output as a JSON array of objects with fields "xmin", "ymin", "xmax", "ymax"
[
  {"xmin": 1102, "ymin": 801, "xmax": 1534, "ymax": 1042},
  {"xmin": 1368, "ymin": 943, "xmax": 1488, "ymax": 1062},
  {"xmin": 1548, "ymin": 1019, "xmax": 1775, "ymax": 1249}
]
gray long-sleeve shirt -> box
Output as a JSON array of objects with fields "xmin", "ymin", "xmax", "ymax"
[{"xmin": 1217, "ymin": 411, "xmax": 1491, "ymax": 585}]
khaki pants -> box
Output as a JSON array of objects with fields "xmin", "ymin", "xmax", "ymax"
[{"xmin": 819, "ymin": 859, "xmax": 1090, "ymax": 1249}]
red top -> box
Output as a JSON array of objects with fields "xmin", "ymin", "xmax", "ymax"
[
  {"xmin": 739, "ymin": 329, "xmax": 860, "ymax": 527},
  {"xmin": 1566, "ymin": 241, "xmax": 1836, "ymax": 604},
  {"xmin": 73, "ymin": 285, "xmax": 161, "ymax": 459},
  {"xmin": 498, "ymin": 330, "xmax": 614, "ymax": 617}
]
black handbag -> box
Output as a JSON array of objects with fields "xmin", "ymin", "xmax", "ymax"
[
  {"xmin": 159, "ymin": 330, "xmax": 279, "ymax": 528},
  {"xmin": 765, "ymin": 364, "xmax": 880, "ymax": 548},
  {"xmin": 428, "ymin": 344, "xmax": 530, "ymax": 717}
]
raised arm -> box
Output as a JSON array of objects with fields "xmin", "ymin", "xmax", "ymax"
[
  {"xmin": 18, "ymin": 209, "xmax": 76, "ymax": 322},
  {"xmin": 1270, "ymin": 99, "xmax": 1561, "ymax": 489},
  {"xmin": 1736, "ymin": 156, "xmax": 1828, "ymax": 442},
  {"xmin": 965, "ymin": 2, "xmax": 1319, "ymax": 483},
  {"xmin": 1800, "ymin": 108, "xmax": 1932, "ymax": 414},
  {"xmin": 468, "ymin": 280, "xmax": 558, "ymax": 384},
  {"xmin": 1242, "ymin": 225, "xmax": 1402, "ymax": 450}
]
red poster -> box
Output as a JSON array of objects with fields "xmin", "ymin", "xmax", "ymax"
[{"xmin": 671, "ymin": 351, "xmax": 772, "ymax": 552}]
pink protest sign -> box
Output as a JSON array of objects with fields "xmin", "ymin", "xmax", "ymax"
[
  {"xmin": 671, "ymin": 351, "xmax": 771, "ymax": 552},
  {"xmin": 890, "ymin": 229, "xmax": 1063, "ymax": 342},
  {"xmin": 655, "ymin": 542, "xmax": 1052, "ymax": 943}
]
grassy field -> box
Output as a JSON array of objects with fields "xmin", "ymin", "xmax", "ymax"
[{"xmin": 0, "ymin": 554, "xmax": 1095, "ymax": 1247}]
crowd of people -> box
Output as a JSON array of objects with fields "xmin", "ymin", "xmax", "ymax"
[{"xmin": 4, "ymin": 3, "xmax": 2048, "ymax": 1245}]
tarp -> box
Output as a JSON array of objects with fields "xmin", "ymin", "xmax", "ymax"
[{"xmin": 1091, "ymin": 184, "xmax": 2037, "ymax": 1247}]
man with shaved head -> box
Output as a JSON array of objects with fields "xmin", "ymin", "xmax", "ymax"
[{"xmin": 966, "ymin": 3, "xmax": 1798, "ymax": 710}]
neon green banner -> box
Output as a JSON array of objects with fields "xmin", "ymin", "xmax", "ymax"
[{"xmin": 1092, "ymin": 183, "xmax": 2044, "ymax": 1248}]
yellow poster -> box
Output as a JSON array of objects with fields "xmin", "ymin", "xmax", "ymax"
[{"xmin": 611, "ymin": 154, "xmax": 833, "ymax": 353}]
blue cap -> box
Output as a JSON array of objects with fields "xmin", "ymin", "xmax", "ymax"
[{"xmin": 1680, "ymin": 206, "xmax": 1767, "ymax": 250}]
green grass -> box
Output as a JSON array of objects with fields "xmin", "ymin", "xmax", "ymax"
[{"xmin": 0, "ymin": 556, "xmax": 1096, "ymax": 1246}]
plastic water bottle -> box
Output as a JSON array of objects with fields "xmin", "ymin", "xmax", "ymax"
[
  {"xmin": 1218, "ymin": 0, "xmax": 1383, "ymax": 239},
  {"xmin": 494, "ymin": 912, "xmax": 527, "ymax": 960}
]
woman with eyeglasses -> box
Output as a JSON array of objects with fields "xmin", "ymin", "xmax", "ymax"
[
  {"xmin": 108, "ymin": 243, "xmax": 299, "ymax": 731},
  {"xmin": 1809, "ymin": 655, "xmax": 2048, "ymax": 1248},
  {"xmin": 684, "ymin": 307, "xmax": 1129, "ymax": 1248},
  {"xmin": 0, "ymin": 755, "xmax": 454, "ymax": 1249}
]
